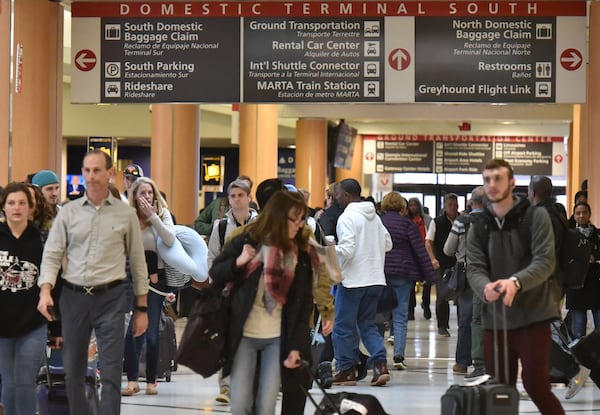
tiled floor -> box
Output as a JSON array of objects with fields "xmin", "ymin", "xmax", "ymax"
[{"xmin": 120, "ymin": 307, "xmax": 600, "ymax": 414}]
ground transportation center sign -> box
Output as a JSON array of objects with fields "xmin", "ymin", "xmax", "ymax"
[{"xmin": 70, "ymin": 1, "xmax": 586, "ymax": 104}]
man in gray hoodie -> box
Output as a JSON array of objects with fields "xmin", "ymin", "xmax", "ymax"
[{"xmin": 467, "ymin": 159, "xmax": 564, "ymax": 415}]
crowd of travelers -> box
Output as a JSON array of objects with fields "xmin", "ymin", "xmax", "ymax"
[{"xmin": 0, "ymin": 154, "xmax": 597, "ymax": 415}]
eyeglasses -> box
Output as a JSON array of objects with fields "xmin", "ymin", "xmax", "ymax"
[{"xmin": 288, "ymin": 216, "xmax": 306, "ymax": 226}]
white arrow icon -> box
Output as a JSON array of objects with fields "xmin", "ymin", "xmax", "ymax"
[
  {"xmin": 560, "ymin": 51, "xmax": 582, "ymax": 69},
  {"xmin": 76, "ymin": 52, "xmax": 95, "ymax": 67},
  {"xmin": 74, "ymin": 49, "xmax": 97, "ymax": 71}
]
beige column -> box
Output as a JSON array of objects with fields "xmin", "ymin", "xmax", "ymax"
[
  {"xmin": 295, "ymin": 118, "xmax": 327, "ymax": 208},
  {"xmin": 569, "ymin": 104, "xmax": 586, "ymax": 214},
  {"xmin": 335, "ymin": 135, "xmax": 364, "ymax": 194},
  {"xmin": 587, "ymin": 3, "xmax": 600, "ymax": 225},
  {"xmin": 151, "ymin": 104, "xmax": 200, "ymax": 226},
  {"xmin": 0, "ymin": 0, "xmax": 62, "ymax": 183},
  {"xmin": 239, "ymin": 104, "xmax": 278, "ymax": 200}
]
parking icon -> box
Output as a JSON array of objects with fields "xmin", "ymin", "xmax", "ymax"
[{"xmin": 105, "ymin": 62, "xmax": 121, "ymax": 78}]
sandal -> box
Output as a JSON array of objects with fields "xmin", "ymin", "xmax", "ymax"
[
  {"xmin": 121, "ymin": 384, "xmax": 140, "ymax": 396},
  {"xmin": 146, "ymin": 382, "xmax": 158, "ymax": 395}
]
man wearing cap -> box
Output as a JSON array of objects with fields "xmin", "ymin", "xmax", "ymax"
[
  {"xmin": 121, "ymin": 164, "xmax": 144, "ymax": 202},
  {"xmin": 32, "ymin": 170, "xmax": 61, "ymax": 218},
  {"xmin": 193, "ymin": 175, "xmax": 256, "ymax": 236}
]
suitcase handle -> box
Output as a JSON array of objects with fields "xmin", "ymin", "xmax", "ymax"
[
  {"xmin": 491, "ymin": 300, "xmax": 510, "ymax": 383},
  {"xmin": 299, "ymin": 360, "xmax": 341, "ymax": 415}
]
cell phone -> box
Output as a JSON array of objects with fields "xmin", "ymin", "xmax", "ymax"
[{"xmin": 47, "ymin": 306, "xmax": 59, "ymax": 321}]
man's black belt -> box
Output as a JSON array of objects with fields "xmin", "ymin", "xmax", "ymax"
[{"xmin": 62, "ymin": 279, "xmax": 123, "ymax": 295}]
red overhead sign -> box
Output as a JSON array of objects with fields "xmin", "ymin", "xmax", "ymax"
[{"xmin": 73, "ymin": 1, "xmax": 586, "ymax": 17}]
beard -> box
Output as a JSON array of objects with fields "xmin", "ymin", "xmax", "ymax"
[{"xmin": 487, "ymin": 186, "xmax": 512, "ymax": 203}]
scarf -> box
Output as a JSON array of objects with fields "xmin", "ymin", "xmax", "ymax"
[
  {"xmin": 245, "ymin": 244, "xmax": 320, "ymax": 313},
  {"xmin": 576, "ymin": 223, "xmax": 594, "ymax": 238}
]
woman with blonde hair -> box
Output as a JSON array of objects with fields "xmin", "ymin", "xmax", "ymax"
[{"xmin": 122, "ymin": 177, "xmax": 176, "ymax": 396}]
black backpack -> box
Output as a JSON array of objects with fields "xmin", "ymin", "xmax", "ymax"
[{"xmin": 560, "ymin": 227, "xmax": 592, "ymax": 290}]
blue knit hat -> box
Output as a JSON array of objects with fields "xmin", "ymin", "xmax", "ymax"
[{"xmin": 32, "ymin": 170, "xmax": 59, "ymax": 188}]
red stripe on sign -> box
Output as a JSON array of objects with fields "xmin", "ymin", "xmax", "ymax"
[
  {"xmin": 365, "ymin": 135, "xmax": 564, "ymax": 143},
  {"xmin": 72, "ymin": 2, "xmax": 586, "ymax": 18}
]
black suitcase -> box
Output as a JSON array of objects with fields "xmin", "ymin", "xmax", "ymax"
[
  {"xmin": 36, "ymin": 362, "xmax": 99, "ymax": 415},
  {"xmin": 571, "ymin": 330, "xmax": 600, "ymax": 388},
  {"xmin": 298, "ymin": 360, "xmax": 389, "ymax": 415},
  {"xmin": 139, "ymin": 312, "xmax": 177, "ymax": 382},
  {"xmin": 441, "ymin": 301, "xmax": 519, "ymax": 415}
]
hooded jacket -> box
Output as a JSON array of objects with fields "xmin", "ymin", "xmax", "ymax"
[
  {"xmin": 466, "ymin": 196, "xmax": 560, "ymax": 330},
  {"xmin": 0, "ymin": 222, "xmax": 46, "ymax": 338},
  {"xmin": 335, "ymin": 201, "xmax": 392, "ymax": 288}
]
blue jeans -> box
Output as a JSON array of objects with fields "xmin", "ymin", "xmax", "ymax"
[
  {"xmin": 333, "ymin": 285, "xmax": 387, "ymax": 371},
  {"xmin": 456, "ymin": 288, "xmax": 473, "ymax": 367},
  {"xmin": 230, "ymin": 336, "xmax": 281, "ymax": 415},
  {"xmin": 123, "ymin": 281, "xmax": 165, "ymax": 383},
  {"xmin": 389, "ymin": 279, "xmax": 413, "ymax": 359},
  {"xmin": 0, "ymin": 324, "xmax": 47, "ymax": 415},
  {"xmin": 571, "ymin": 309, "xmax": 600, "ymax": 339}
]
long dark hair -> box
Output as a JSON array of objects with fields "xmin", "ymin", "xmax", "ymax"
[
  {"xmin": 25, "ymin": 183, "xmax": 53, "ymax": 232},
  {"xmin": 246, "ymin": 190, "xmax": 308, "ymax": 252}
]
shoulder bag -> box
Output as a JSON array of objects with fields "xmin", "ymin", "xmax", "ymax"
[{"xmin": 175, "ymin": 283, "xmax": 233, "ymax": 378}]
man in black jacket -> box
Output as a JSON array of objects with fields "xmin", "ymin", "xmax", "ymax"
[
  {"xmin": 528, "ymin": 175, "xmax": 590, "ymax": 399},
  {"xmin": 425, "ymin": 193, "xmax": 459, "ymax": 338}
]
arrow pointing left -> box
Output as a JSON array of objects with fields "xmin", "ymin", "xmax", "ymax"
[{"xmin": 74, "ymin": 49, "xmax": 97, "ymax": 72}]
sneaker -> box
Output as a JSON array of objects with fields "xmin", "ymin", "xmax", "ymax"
[
  {"xmin": 393, "ymin": 355, "xmax": 408, "ymax": 370},
  {"xmin": 465, "ymin": 367, "xmax": 486, "ymax": 380},
  {"xmin": 317, "ymin": 361, "xmax": 333, "ymax": 389},
  {"xmin": 333, "ymin": 367, "xmax": 357, "ymax": 386},
  {"xmin": 565, "ymin": 366, "xmax": 590, "ymax": 399},
  {"xmin": 370, "ymin": 361, "xmax": 390, "ymax": 386},
  {"xmin": 216, "ymin": 387, "xmax": 231, "ymax": 403},
  {"xmin": 464, "ymin": 367, "xmax": 491, "ymax": 386},
  {"xmin": 356, "ymin": 353, "xmax": 369, "ymax": 381},
  {"xmin": 386, "ymin": 335, "xmax": 395, "ymax": 345},
  {"xmin": 452, "ymin": 364, "xmax": 468, "ymax": 375},
  {"xmin": 438, "ymin": 328, "xmax": 451, "ymax": 337},
  {"xmin": 464, "ymin": 374, "xmax": 491, "ymax": 387},
  {"xmin": 422, "ymin": 304, "xmax": 432, "ymax": 320},
  {"xmin": 145, "ymin": 382, "xmax": 158, "ymax": 395}
]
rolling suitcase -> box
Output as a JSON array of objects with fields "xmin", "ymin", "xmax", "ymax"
[
  {"xmin": 441, "ymin": 300, "xmax": 519, "ymax": 415},
  {"xmin": 36, "ymin": 353, "xmax": 99, "ymax": 415},
  {"xmin": 298, "ymin": 360, "xmax": 388, "ymax": 415},
  {"xmin": 139, "ymin": 311, "xmax": 177, "ymax": 382}
]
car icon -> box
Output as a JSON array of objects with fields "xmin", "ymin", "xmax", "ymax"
[
  {"xmin": 365, "ymin": 25, "xmax": 380, "ymax": 35},
  {"xmin": 106, "ymin": 84, "xmax": 119, "ymax": 94},
  {"xmin": 538, "ymin": 84, "xmax": 549, "ymax": 95}
]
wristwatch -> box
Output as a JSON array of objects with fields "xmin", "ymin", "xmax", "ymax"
[
  {"xmin": 135, "ymin": 305, "xmax": 148, "ymax": 312},
  {"xmin": 509, "ymin": 276, "xmax": 522, "ymax": 291}
]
